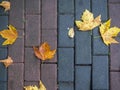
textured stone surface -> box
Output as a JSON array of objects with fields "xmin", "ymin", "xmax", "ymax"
[
  {"xmin": 59, "ymin": 0, "xmax": 74, "ymax": 14},
  {"xmin": 25, "ymin": 48, "xmax": 40, "ymax": 81},
  {"xmin": 41, "ymin": 64, "xmax": 57, "ymax": 90},
  {"xmin": 110, "ymin": 72, "xmax": 120, "ymax": 90},
  {"xmin": 110, "ymin": 42, "xmax": 120, "ymax": 70},
  {"xmin": 58, "ymin": 15, "xmax": 74, "ymax": 47},
  {"xmin": 109, "ymin": 4, "xmax": 120, "ymax": 27},
  {"xmin": 9, "ymin": 0, "xmax": 24, "ymax": 29},
  {"xmin": 8, "ymin": 30, "xmax": 24, "ymax": 62},
  {"xmin": 59, "ymin": 82, "xmax": 74, "ymax": 90},
  {"xmin": 42, "ymin": 0, "xmax": 57, "ymax": 29},
  {"xmin": 0, "ymin": 82, "xmax": 7, "ymax": 90},
  {"xmin": 58, "ymin": 48, "xmax": 74, "ymax": 82},
  {"xmin": 8, "ymin": 63, "xmax": 24, "ymax": 90},
  {"xmin": 25, "ymin": 15, "xmax": 40, "ymax": 46},
  {"xmin": 26, "ymin": 0, "xmax": 41, "ymax": 14},
  {"xmin": 0, "ymin": 63, "xmax": 7, "ymax": 81},
  {"xmin": 92, "ymin": 56, "xmax": 109, "ymax": 90},
  {"xmin": 75, "ymin": 66, "xmax": 91, "ymax": 90}
]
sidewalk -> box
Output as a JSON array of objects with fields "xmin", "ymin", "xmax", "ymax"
[{"xmin": 0, "ymin": 0, "xmax": 120, "ymax": 90}]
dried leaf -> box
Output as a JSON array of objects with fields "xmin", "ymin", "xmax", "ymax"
[
  {"xmin": 24, "ymin": 80, "xmax": 46, "ymax": 90},
  {"xmin": 75, "ymin": 9, "xmax": 101, "ymax": 31},
  {"xmin": 68, "ymin": 28, "xmax": 74, "ymax": 38},
  {"xmin": 0, "ymin": 1, "xmax": 10, "ymax": 11},
  {"xmin": 0, "ymin": 56, "xmax": 13, "ymax": 68},
  {"xmin": 0, "ymin": 25, "xmax": 18, "ymax": 45},
  {"xmin": 33, "ymin": 42, "xmax": 56, "ymax": 60},
  {"xmin": 100, "ymin": 19, "xmax": 120, "ymax": 45}
]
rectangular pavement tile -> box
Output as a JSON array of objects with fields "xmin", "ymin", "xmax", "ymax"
[
  {"xmin": 8, "ymin": 63, "xmax": 24, "ymax": 90},
  {"xmin": 9, "ymin": 0, "xmax": 24, "ymax": 29},
  {"xmin": 110, "ymin": 43, "xmax": 120, "ymax": 70},
  {"xmin": 41, "ymin": 64, "xmax": 57, "ymax": 90},
  {"xmin": 110, "ymin": 72, "xmax": 120, "ymax": 90},
  {"xmin": 58, "ymin": 15, "xmax": 74, "ymax": 47},
  {"xmin": 58, "ymin": 0, "xmax": 74, "ymax": 14},
  {"xmin": 58, "ymin": 48, "xmax": 74, "ymax": 82},
  {"xmin": 75, "ymin": 66, "xmax": 91, "ymax": 90},
  {"xmin": 92, "ymin": 56, "xmax": 109, "ymax": 90},
  {"xmin": 92, "ymin": 0, "xmax": 108, "ymax": 55},
  {"xmin": 25, "ymin": 15, "xmax": 41, "ymax": 46},
  {"xmin": 25, "ymin": 0, "xmax": 41, "ymax": 14},
  {"xmin": 8, "ymin": 30, "xmax": 24, "ymax": 62},
  {"xmin": 59, "ymin": 82, "xmax": 74, "ymax": 90},
  {"xmin": 42, "ymin": 0, "xmax": 57, "ymax": 29},
  {"xmin": 109, "ymin": 4, "xmax": 120, "ymax": 27},
  {"xmin": 0, "ymin": 82, "xmax": 7, "ymax": 90},
  {"xmin": 25, "ymin": 48, "xmax": 40, "ymax": 81}
]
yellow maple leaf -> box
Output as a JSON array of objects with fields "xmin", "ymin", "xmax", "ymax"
[
  {"xmin": 0, "ymin": 25, "xmax": 18, "ymax": 45},
  {"xmin": 33, "ymin": 42, "xmax": 56, "ymax": 60},
  {"xmin": 24, "ymin": 80, "xmax": 46, "ymax": 90},
  {"xmin": 0, "ymin": 1, "xmax": 10, "ymax": 11},
  {"xmin": 75, "ymin": 9, "xmax": 101, "ymax": 31},
  {"xmin": 100, "ymin": 19, "xmax": 120, "ymax": 45},
  {"xmin": 68, "ymin": 27, "xmax": 74, "ymax": 38},
  {"xmin": 0, "ymin": 56, "xmax": 13, "ymax": 68}
]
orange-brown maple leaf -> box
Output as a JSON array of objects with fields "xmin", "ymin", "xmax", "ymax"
[{"xmin": 33, "ymin": 42, "xmax": 56, "ymax": 60}]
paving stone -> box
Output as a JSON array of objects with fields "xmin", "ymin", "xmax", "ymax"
[
  {"xmin": 0, "ymin": 48, "xmax": 7, "ymax": 59},
  {"xmin": 0, "ymin": 63, "xmax": 7, "ymax": 81},
  {"xmin": 41, "ymin": 64, "xmax": 57, "ymax": 90},
  {"xmin": 58, "ymin": 15, "xmax": 74, "ymax": 47},
  {"xmin": 42, "ymin": 0, "xmax": 57, "ymax": 29},
  {"xmin": 109, "ymin": 4, "xmax": 120, "ymax": 27},
  {"xmin": 42, "ymin": 30, "xmax": 57, "ymax": 62},
  {"xmin": 8, "ymin": 63, "xmax": 24, "ymax": 90},
  {"xmin": 58, "ymin": 48, "xmax": 74, "ymax": 82},
  {"xmin": 75, "ymin": 66, "xmax": 91, "ymax": 90},
  {"xmin": 8, "ymin": 30, "xmax": 24, "ymax": 62},
  {"xmin": 93, "ymin": 28, "xmax": 109, "ymax": 55},
  {"xmin": 92, "ymin": 0, "xmax": 108, "ymax": 55},
  {"xmin": 26, "ymin": 0, "xmax": 41, "ymax": 14},
  {"xmin": 109, "ymin": 0, "xmax": 120, "ymax": 3},
  {"xmin": 24, "ymin": 81, "xmax": 39, "ymax": 86},
  {"xmin": 25, "ymin": 15, "xmax": 41, "ymax": 46},
  {"xmin": 92, "ymin": 0, "xmax": 108, "ymax": 21},
  {"xmin": 59, "ymin": 0, "xmax": 74, "ymax": 14},
  {"xmin": 9, "ymin": 0, "xmax": 24, "ymax": 29},
  {"xmin": 25, "ymin": 48, "xmax": 40, "ymax": 81},
  {"xmin": 0, "ymin": 82, "xmax": 7, "ymax": 90},
  {"xmin": 75, "ymin": 0, "xmax": 91, "ymax": 64},
  {"xmin": 75, "ymin": 31, "xmax": 91, "ymax": 64},
  {"xmin": 110, "ymin": 72, "xmax": 120, "ymax": 90},
  {"xmin": 75, "ymin": 0, "xmax": 90, "ymax": 19},
  {"xmin": 110, "ymin": 41, "xmax": 120, "ymax": 70},
  {"xmin": 0, "ymin": 16, "xmax": 8, "ymax": 48},
  {"xmin": 59, "ymin": 82, "xmax": 74, "ymax": 90},
  {"xmin": 92, "ymin": 56, "xmax": 109, "ymax": 90}
]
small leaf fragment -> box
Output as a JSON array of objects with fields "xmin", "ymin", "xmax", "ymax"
[
  {"xmin": 24, "ymin": 80, "xmax": 46, "ymax": 90},
  {"xmin": 33, "ymin": 42, "xmax": 56, "ymax": 60},
  {"xmin": 0, "ymin": 25, "xmax": 18, "ymax": 45},
  {"xmin": 0, "ymin": 56, "xmax": 13, "ymax": 68},
  {"xmin": 75, "ymin": 9, "xmax": 101, "ymax": 31},
  {"xmin": 100, "ymin": 19, "xmax": 120, "ymax": 45},
  {"xmin": 0, "ymin": 1, "xmax": 10, "ymax": 11},
  {"xmin": 68, "ymin": 28, "xmax": 74, "ymax": 38}
]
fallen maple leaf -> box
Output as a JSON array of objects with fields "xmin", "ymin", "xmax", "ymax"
[
  {"xmin": 68, "ymin": 27, "xmax": 74, "ymax": 38},
  {"xmin": 0, "ymin": 56, "xmax": 13, "ymax": 68},
  {"xmin": 0, "ymin": 25, "xmax": 18, "ymax": 45},
  {"xmin": 75, "ymin": 9, "xmax": 101, "ymax": 31},
  {"xmin": 33, "ymin": 42, "xmax": 56, "ymax": 60},
  {"xmin": 100, "ymin": 19, "xmax": 120, "ymax": 45},
  {"xmin": 24, "ymin": 80, "xmax": 46, "ymax": 90},
  {"xmin": 0, "ymin": 1, "xmax": 10, "ymax": 11}
]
